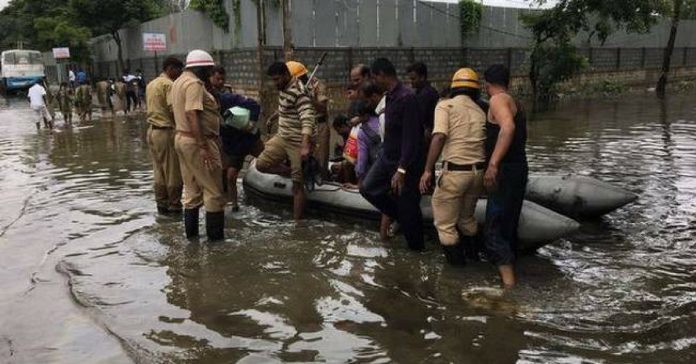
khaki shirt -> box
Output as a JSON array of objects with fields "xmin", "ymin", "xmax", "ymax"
[
  {"xmin": 433, "ymin": 94, "xmax": 486, "ymax": 166},
  {"xmin": 146, "ymin": 74, "xmax": 175, "ymax": 128},
  {"xmin": 169, "ymin": 70, "xmax": 221, "ymax": 137},
  {"xmin": 308, "ymin": 77, "xmax": 329, "ymax": 120}
]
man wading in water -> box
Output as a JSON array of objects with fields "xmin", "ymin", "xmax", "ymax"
[
  {"xmin": 483, "ymin": 64, "xmax": 528, "ymax": 289},
  {"xmin": 360, "ymin": 58, "xmax": 425, "ymax": 251}
]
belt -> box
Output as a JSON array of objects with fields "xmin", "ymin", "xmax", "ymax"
[
  {"xmin": 443, "ymin": 161, "xmax": 485, "ymax": 171},
  {"xmin": 176, "ymin": 130, "xmax": 219, "ymax": 139},
  {"xmin": 150, "ymin": 124, "xmax": 173, "ymax": 130}
]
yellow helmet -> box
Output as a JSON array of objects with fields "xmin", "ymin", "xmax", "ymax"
[
  {"xmin": 286, "ymin": 61, "xmax": 308, "ymax": 78},
  {"xmin": 450, "ymin": 68, "xmax": 480, "ymax": 89}
]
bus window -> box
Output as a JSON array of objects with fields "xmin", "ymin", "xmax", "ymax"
[{"xmin": 3, "ymin": 52, "xmax": 16, "ymax": 65}]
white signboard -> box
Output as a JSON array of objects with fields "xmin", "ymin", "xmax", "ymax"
[
  {"xmin": 52, "ymin": 47, "xmax": 70, "ymax": 59},
  {"xmin": 143, "ymin": 32, "xmax": 167, "ymax": 52}
]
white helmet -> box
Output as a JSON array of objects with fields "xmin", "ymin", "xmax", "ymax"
[{"xmin": 185, "ymin": 49, "xmax": 215, "ymax": 68}]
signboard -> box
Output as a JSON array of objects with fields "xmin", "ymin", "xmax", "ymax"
[
  {"xmin": 143, "ymin": 32, "xmax": 167, "ymax": 52},
  {"xmin": 52, "ymin": 47, "xmax": 70, "ymax": 59}
]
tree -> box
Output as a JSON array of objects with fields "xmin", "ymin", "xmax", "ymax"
[
  {"xmin": 523, "ymin": 0, "xmax": 665, "ymax": 109},
  {"xmin": 656, "ymin": 0, "xmax": 696, "ymax": 98},
  {"xmin": 70, "ymin": 0, "xmax": 165, "ymax": 74}
]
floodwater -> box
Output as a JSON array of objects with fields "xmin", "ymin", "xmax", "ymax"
[{"xmin": 0, "ymin": 92, "xmax": 695, "ymax": 364}]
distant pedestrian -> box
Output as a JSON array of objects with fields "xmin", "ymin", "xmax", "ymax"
[
  {"xmin": 359, "ymin": 58, "xmax": 425, "ymax": 251},
  {"xmin": 27, "ymin": 81, "xmax": 51, "ymax": 129},
  {"xmin": 57, "ymin": 82, "xmax": 74, "ymax": 125},
  {"xmin": 136, "ymin": 69, "xmax": 146, "ymax": 110},
  {"xmin": 76, "ymin": 69, "xmax": 88, "ymax": 85},
  {"xmin": 75, "ymin": 79, "xmax": 92, "ymax": 122},
  {"xmin": 482, "ymin": 64, "xmax": 528, "ymax": 289},
  {"xmin": 146, "ymin": 57, "xmax": 184, "ymax": 215},
  {"xmin": 113, "ymin": 79, "xmax": 128, "ymax": 114},
  {"xmin": 170, "ymin": 50, "xmax": 225, "ymax": 241},
  {"xmin": 122, "ymin": 69, "xmax": 138, "ymax": 112},
  {"xmin": 419, "ymin": 68, "xmax": 486, "ymax": 266},
  {"xmin": 95, "ymin": 78, "xmax": 113, "ymax": 116},
  {"xmin": 68, "ymin": 68, "xmax": 76, "ymax": 89}
]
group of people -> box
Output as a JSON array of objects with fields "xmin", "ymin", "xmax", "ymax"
[
  {"xmin": 26, "ymin": 76, "xmax": 93, "ymax": 129},
  {"xmin": 143, "ymin": 48, "xmax": 527, "ymax": 289}
]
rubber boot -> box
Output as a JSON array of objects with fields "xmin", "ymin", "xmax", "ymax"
[
  {"xmin": 442, "ymin": 244, "xmax": 467, "ymax": 266},
  {"xmin": 157, "ymin": 205, "xmax": 169, "ymax": 215},
  {"xmin": 461, "ymin": 234, "xmax": 483, "ymax": 262},
  {"xmin": 206, "ymin": 211, "xmax": 225, "ymax": 242},
  {"xmin": 184, "ymin": 208, "xmax": 199, "ymax": 238}
]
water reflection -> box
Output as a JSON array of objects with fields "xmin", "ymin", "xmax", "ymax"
[{"xmin": 1, "ymin": 93, "xmax": 696, "ymax": 363}]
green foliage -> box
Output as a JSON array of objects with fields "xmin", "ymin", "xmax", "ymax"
[
  {"xmin": 190, "ymin": 0, "xmax": 230, "ymax": 31},
  {"xmin": 70, "ymin": 0, "xmax": 164, "ymax": 36},
  {"xmin": 458, "ymin": 0, "xmax": 483, "ymax": 36},
  {"xmin": 522, "ymin": 0, "xmax": 665, "ymax": 109}
]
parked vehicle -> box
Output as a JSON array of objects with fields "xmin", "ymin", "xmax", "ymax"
[{"xmin": 1, "ymin": 49, "xmax": 45, "ymax": 94}]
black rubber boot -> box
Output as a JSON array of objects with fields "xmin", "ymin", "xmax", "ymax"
[
  {"xmin": 442, "ymin": 244, "xmax": 467, "ymax": 266},
  {"xmin": 206, "ymin": 211, "xmax": 225, "ymax": 241},
  {"xmin": 184, "ymin": 208, "xmax": 199, "ymax": 238},
  {"xmin": 157, "ymin": 205, "xmax": 169, "ymax": 215},
  {"xmin": 461, "ymin": 234, "xmax": 483, "ymax": 262}
]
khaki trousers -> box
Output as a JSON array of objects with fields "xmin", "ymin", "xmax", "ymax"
[
  {"xmin": 147, "ymin": 126, "xmax": 183, "ymax": 210},
  {"xmin": 174, "ymin": 134, "xmax": 225, "ymax": 212},
  {"xmin": 431, "ymin": 168, "xmax": 484, "ymax": 246},
  {"xmin": 313, "ymin": 121, "xmax": 330, "ymax": 175}
]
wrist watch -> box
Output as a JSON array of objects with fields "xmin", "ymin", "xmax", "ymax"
[{"xmin": 397, "ymin": 167, "xmax": 406, "ymax": 175}]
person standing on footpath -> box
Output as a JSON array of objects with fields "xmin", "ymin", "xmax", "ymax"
[
  {"xmin": 286, "ymin": 61, "xmax": 330, "ymax": 177},
  {"xmin": 482, "ymin": 64, "xmax": 528, "ymax": 289},
  {"xmin": 419, "ymin": 68, "xmax": 486, "ymax": 265},
  {"xmin": 170, "ymin": 50, "xmax": 226, "ymax": 241},
  {"xmin": 255, "ymin": 62, "xmax": 316, "ymax": 220},
  {"xmin": 360, "ymin": 58, "xmax": 425, "ymax": 251},
  {"xmin": 146, "ymin": 56, "xmax": 185, "ymax": 215},
  {"xmin": 208, "ymin": 66, "xmax": 264, "ymax": 212}
]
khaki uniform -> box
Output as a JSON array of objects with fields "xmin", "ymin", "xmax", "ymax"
[
  {"xmin": 114, "ymin": 82, "xmax": 127, "ymax": 112},
  {"xmin": 96, "ymin": 81, "xmax": 112, "ymax": 112},
  {"xmin": 308, "ymin": 78, "xmax": 330, "ymax": 173},
  {"xmin": 257, "ymin": 77, "xmax": 316, "ymax": 183},
  {"xmin": 146, "ymin": 73, "xmax": 182, "ymax": 211},
  {"xmin": 170, "ymin": 70, "xmax": 225, "ymax": 212},
  {"xmin": 431, "ymin": 94, "xmax": 486, "ymax": 246},
  {"xmin": 57, "ymin": 89, "xmax": 73, "ymax": 120},
  {"xmin": 75, "ymin": 85, "xmax": 92, "ymax": 118}
]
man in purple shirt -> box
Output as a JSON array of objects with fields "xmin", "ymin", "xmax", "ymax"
[
  {"xmin": 359, "ymin": 58, "xmax": 425, "ymax": 251},
  {"xmin": 407, "ymin": 62, "xmax": 439, "ymax": 135},
  {"xmin": 355, "ymin": 82, "xmax": 383, "ymax": 183}
]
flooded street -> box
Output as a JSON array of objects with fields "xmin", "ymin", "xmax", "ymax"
[{"xmin": 1, "ymin": 92, "xmax": 695, "ymax": 363}]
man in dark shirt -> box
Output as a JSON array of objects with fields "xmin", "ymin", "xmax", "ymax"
[
  {"xmin": 359, "ymin": 58, "xmax": 425, "ymax": 251},
  {"xmin": 407, "ymin": 62, "xmax": 439, "ymax": 135}
]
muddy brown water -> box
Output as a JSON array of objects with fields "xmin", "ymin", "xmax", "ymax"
[{"xmin": 0, "ymin": 93, "xmax": 695, "ymax": 363}]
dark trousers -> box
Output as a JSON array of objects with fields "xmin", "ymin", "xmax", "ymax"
[
  {"xmin": 484, "ymin": 162, "xmax": 528, "ymax": 265},
  {"xmin": 126, "ymin": 91, "xmax": 137, "ymax": 111},
  {"xmin": 360, "ymin": 154, "xmax": 425, "ymax": 250}
]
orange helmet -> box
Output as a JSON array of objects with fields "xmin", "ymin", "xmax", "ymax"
[
  {"xmin": 451, "ymin": 68, "xmax": 480, "ymax": 89},
  {"xmin": 286, "ymin": 61, "xmax": 308, "ymax": 78}
]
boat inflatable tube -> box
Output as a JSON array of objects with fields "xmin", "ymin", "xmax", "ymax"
[
  {"xmin": 243, "ymin": 162, "xmax": 580, "ymax": 251},
  {"xmin": 526, "ymin": 174, "xmax": 637, "ymax": 218}
]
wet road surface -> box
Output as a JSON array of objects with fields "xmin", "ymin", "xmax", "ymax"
[{"xmin": 0, "ymin": 93, "xmax": 695, "ymax": 363}]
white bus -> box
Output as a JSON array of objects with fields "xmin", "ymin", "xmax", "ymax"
[{"xmin": 1, "ymin": 49, "xmax": 45, "ymax": 93}]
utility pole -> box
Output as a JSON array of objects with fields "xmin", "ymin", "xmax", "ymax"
[{"xmin": 281, "ymin": 0, "xmax": 294, "ymax": 60}]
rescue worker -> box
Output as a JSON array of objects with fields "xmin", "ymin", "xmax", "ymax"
[
  {"xmin": 419, "ymin": 68, "xmax": 486, "ymax": 265},
  {"xmin": 113, "ymin": 79, "xmax": 128, "ymax": 115},
  {"xmin": 96, "ymin": 78, "xmax": 113, "ymax": 116},
  {"xmin": 286, "ymin": 61, "xmax": 330, "ymax": 177},
  {"xmin": 256, "ymin": 62, "xmax": 316, "ymax": 220},
  {"xmin": 208, "ymin": 66, "xmax": 264, "ymax": 212},
  {"xmin": 42, "ymin": 78, "xmax": 57, "ymax": 128},
  {"xmin": 57, "ymin": 82, "xmax": 73, "ymax": 125},
  {"xmin": 483, "ymin": 64, "xmax": 528, "ymax": 289},
  {"xmin": 170, "ymin": 50, "xmax": 226, "ymax": 241},
  {"xmin": 146, "ymin": 56, "xmax": 185, "ymax": 215},
  {"xmin": 75, "ymin": 80, "xmax": 92, "ymax": 122}
]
